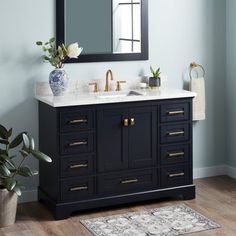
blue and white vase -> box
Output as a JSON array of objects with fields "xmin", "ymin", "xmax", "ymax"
[{"xmin": 49, "ymin": 68, "xmax": 69, "ymax": 96}]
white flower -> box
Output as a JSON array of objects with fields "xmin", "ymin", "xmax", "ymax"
[{"xmin": 67, "ymin": 43, "xmax": 83, "ymax": 58}]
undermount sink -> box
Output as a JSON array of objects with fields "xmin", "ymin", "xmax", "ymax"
[{"xmin": 97, "ymin": 90, "xmax": 144, "ymax": 98}]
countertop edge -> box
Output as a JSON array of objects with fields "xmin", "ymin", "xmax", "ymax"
[{"xmin": 35, "ymin": 89, "xmax": 196, "ymax": 108}]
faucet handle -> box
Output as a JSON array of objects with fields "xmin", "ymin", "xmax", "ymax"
[
  {"xmin": 116, "ymin": 81, "xmax": 126, "ymax": 91},
  {"xmin": 89, "ymin": 82, "xmax": 99, "ymax": 93}
]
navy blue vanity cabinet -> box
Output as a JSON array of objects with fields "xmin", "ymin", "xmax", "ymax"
[
  {"xmin": 159, "ymin": 100, "xmax": 193, "ymax": 188},
  {"xmin": 38, "ymin": 98, "xmax": 195, "ymax": 220},
  {"xmin": 97, "ymin": 106, "xmax": 157, "ymax": 172}
]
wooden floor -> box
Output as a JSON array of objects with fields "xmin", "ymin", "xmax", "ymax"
[{"xmin": 0, "ymin": 176, "xmax": 236, "ymax": 236}]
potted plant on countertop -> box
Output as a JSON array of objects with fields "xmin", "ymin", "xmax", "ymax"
[
  {"xmin": 149, "ymin": 66, "xmax": 161, "ymax": 89},
  {"xmin": 0, "ymin": 124, "xmax": 52, "ymax": 227},
  {"xmin": 36, "ymin": 38, "xmax": 83, "ymax": 96}
]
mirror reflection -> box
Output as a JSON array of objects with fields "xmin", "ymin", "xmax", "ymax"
[{"xmin": 65, "ymin": 0, "xmax": 141, "ymax": 55}]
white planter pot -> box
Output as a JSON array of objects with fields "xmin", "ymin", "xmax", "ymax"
[{"xmin": 0, "ymin": 189, "xmax": 18, "ymax": 227}]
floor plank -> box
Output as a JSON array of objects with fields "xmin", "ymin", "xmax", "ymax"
[{"xmin": 0, "ymin": 176, "xmax": 236, "ymax": 236}]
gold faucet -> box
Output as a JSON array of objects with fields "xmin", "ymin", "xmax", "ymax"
[{"xmin": 104, "ymin": 69, "xmax": 113, "ymax": 92}]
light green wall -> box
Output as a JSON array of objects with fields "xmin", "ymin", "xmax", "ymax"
[
  {"xmin": 0, "ymin": 0, "xmax": 226, "ymax": 191},
  {"xmin": 226, "ymin": 0, "xmax": 236, "ymax": 167}
]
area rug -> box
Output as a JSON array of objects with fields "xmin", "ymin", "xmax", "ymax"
[{"xmin": 81, "ymin": 204, "xmax": 220, "ymax": 236}]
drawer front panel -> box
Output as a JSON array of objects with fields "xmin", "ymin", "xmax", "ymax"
[
  {"xmin": 61, "ymin": 177, "xmax": 95, "ymax": 201},
  {"xmin": 160, "ymin": 102, "xmax": 190, "ymax": 123},
  {"xmin": 61, "ymin": 154, "xmax": 94, "ymax": 178},
  {"xmin": 98, "ymin": 169, "xmax": 158, "ymax": 195},
  {"xmin": 161, "ymin": 164, "xmax": 191, "ymax": 188},
  {"xmin": 60, "ymin": 110, "xmax": 94, "ymax": 133},
  {"xmin": 60, "ymin": 132, "xmax": 94, "ymax": 155},
  {"xmin": 160, "ymin": 123, "xmax": 190, "ymax": 144},
  {"xmin": 161, "ymin": 144, "xmax": 190, "ymax": 165}
]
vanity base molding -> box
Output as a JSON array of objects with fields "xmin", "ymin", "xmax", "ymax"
[
  {"xmin": 38, "ymin": 185, "xmax": 195, "ymax": 220},
  {"xmin": 38, "ymin": 97, "xmax": 195, "ymax": 220}
]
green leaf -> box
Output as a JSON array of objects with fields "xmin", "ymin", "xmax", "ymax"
[
  {"xmin": 58, "ymin": 46, "xmax": 63, "ymax": 59},
  {"xmin": 61, "ymin": 43, "xmax": 68, "ymax": 54},
  {"xmin": 0, "ymin": 139, "xmax": 9, "ymax": 145},
  {"xmin": 0, "ymin": 164, "xmax": 11, "ymax": 177},
  {"xmin": 18, "ymin": 166, "xmax": 37, "ymax": 177},
  {"xmin": 7, "ymin": 128, "xmax": 12, "ymax": 138},
  {"xmin": 19, "ymin": 149, "xmax": 29, "ymax": 158},
  {"xmin": 9, "ymin": 132, "xmax": 26, "ymax": 149},
  {"xmin": 43, "ymin": 56, "xmax": 50, "ymax": 61},
  {"xmin": 13, "ymin": 185, "xmax": 22, "ymax": 196},
  {"xmin": 0, "ymin": 154, "xmax": 15, "ymax": 168},
  {"xmin": 36, "ymin": 41, "xmax": 43, "ymax": 46},
  {"xmin": 0, "ymin": 124, "xmax": 8, "ymax": 139},
  {"xmin": 31, "ymin": 150, "xmax": 52, "ymax": 163},
  {"xmin": 28, "ymin": 135, "xmax": 35, "ymax": 150},
  {"xmin": 22, "ymin": 133, "xmax": 30, "ymax": 149},
  {"xmin": 5, "ymin": 178, "xmax": 17, "ymax": 191},
  {"xmin": 49, "ymin": 37, "xmax": 55, "ymax": 43}
]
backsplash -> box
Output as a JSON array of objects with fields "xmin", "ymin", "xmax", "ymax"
[
  {"xmin": 35, "ymin": 74, "xmax": 168, "ymax": 96},
  {"xmin": 35, "ymin": 76, "xmax": 145, "ymax": 96}
]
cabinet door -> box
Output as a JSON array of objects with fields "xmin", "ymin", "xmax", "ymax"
[
  {"xmin": 97, "ymin": 108, "xmax": 129, "ymax": 172},
  {"xmin": 129, "ymin": 107, "xmax": 157, "ymax": 168}
]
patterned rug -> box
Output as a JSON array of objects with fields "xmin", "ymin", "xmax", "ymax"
[{"xmin": 81, "ymin": 204, "xmax": 220, "ymax": 236}]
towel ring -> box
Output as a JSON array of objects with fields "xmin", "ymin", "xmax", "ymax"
[{"xmin": 189, "ymin": 62, "xmax": 206, "ymax": 79}]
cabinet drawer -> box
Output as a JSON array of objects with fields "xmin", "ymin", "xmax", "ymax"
[
  {"xmin": 161, "ymin": 144, "xmax": 190, "ymax": 165},
  {"xmin": 160, "ymin": 124, "xmax": 190, "ymax": 144},
  {"xmin": 61, "ymin": 154, "xmax": 94, "ymax": 178},
  {"xmin": 161, "ymin": 164, "xmax": 191, "ymax": 188},
  {"xmin": 60, "ymin": 132, "xmax": 94, "ymax": 155},
  {"xmin": 98, "ymin": 169, "xmax": 158, "ymax": 195},
  {"xmin": 61, "ymin": 177, "xmax": 95, "ymax": 201},
  {"xmin": 160, "ymin": 102, "xmax": 190, "ymax": 123},
  {"xmin": 60, "ymin": 110, "xmax": 94, "ymax": 133}
]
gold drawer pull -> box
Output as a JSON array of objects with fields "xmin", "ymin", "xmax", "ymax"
[
  {"xmin": 70, "ymin": 186, "xmax": 88, "ymax": 192},
  {"xmin": 121, "ymin": 179, "xmax": 138, "ymax": 184},
  {"xmin": 69, "ymin": 119, "xmax": 88, "ymax": 124},
  {"xmin": 70, "ymin": 164, "xmax": 88, "ymax": 169},
  {"xmin": 69, "ymin": 141, "xmax": 88, "ymax": 147},
  {"xmin": 168, "ymin": 152, "xmax": 185, "ymax": 157},
  {"xmin": 167, "ymin": 110, "xmax": 184, "ymax": 115},
  {"xmin": 169, "ymin": 172, "xmax": 185, "ymax": 178},
  {"xmin": 123, "ymin": 118, "xmax": 129, "ymax": 127},
  {"xmin": 130, "ymin": 118, "xmax": 135, "ymax": 126},
  {"xmin": 167, "ymin": 131, "xmax": 185, "ymax": 136}
]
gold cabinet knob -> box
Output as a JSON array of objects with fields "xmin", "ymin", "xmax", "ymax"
[
  {"xmin": 130, "ymin": 118, "xmax": 135, "ymax": 126},
  {"xmin": 116, "ymin": 81, "xmax": 126, "ymax": 91},
  {"xmin": 123, "ymin": 118, "xmax": 129, "ymax": 127},
  {"xmin": 89, "ymin": 82, "xmax": 99, "ymax": 93}
]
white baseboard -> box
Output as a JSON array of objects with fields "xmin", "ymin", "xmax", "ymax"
[
  {"xmin": 193, "ymin": 165, "xmax": 227, "ymax": 179},
  {"xmin": 18, "ymin": 165, "xmax": 236, "ymax": 203},
  {"xmin": 226, "ymin": 165, "xmax": 236, "ymax": 179},
  {"xmin": 19, "ymin": 190, "xmax": 38, "ymax": 203}
]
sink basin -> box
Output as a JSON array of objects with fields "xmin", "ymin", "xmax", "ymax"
[{"xmin": 97, "ymin": 90, "xmax": 144, "ymax": 98}]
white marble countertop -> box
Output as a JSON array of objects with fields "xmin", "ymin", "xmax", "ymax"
[{"xmin": 35, "ymin": 88, "xmax": 196, "ymax": 107}]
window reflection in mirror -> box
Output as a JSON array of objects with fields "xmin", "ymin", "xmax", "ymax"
[{"xmin": 113, "ymin": 0, "xmax": 141, "ymax": 53}]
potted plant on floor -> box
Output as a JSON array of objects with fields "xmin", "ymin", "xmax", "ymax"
[
  {"xmin": 0, "ymin": 124, "xmax": 52, "ymax": 227},
  {"xmin": 149, "ymin": 66, "xmax": 161, "ymax": 89}
]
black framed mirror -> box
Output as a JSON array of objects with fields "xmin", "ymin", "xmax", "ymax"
[{"xmin": 56, "ymin": 0, "xmax": 148, "ymax": 63}]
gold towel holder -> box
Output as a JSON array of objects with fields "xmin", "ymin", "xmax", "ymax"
[{"xmin": 189, "ymin": 62, "xmax": 206, "ymax": 79}]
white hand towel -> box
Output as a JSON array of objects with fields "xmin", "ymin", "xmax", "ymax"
[{"xmin": 190, "ymin": 77, "xmax": 206, "ymax": 121}]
